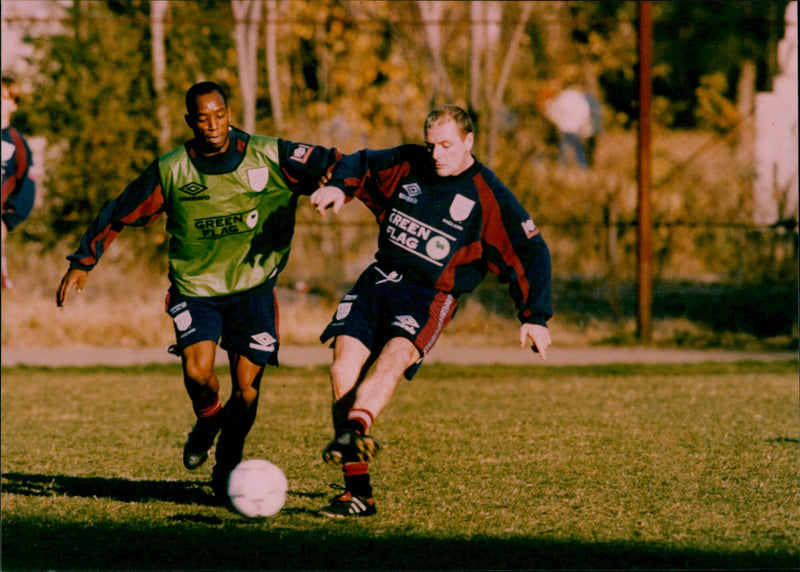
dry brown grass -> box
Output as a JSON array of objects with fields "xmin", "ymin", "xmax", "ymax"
[
  {"xmin": 1, "ymin": 241, "xmax": 337, "ymax": 348},
  {"xmin": 1, "ymin": 240, "xmax": 594, "ymax": 349},
  {"xmin": 2, "ymin": 238, "xmax": 794, "ymax": 352}
]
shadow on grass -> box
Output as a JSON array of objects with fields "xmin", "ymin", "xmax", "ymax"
[
  {"xmin": 2, "ymin": 472, "xmax": 796, "ymax": 570},
  {"xmin": 2, "ymin": 471, "xmax": 215, "ymax": 505},
  {"xmin": 1, "ymin": 472, "xmax": 326, "ymax": 506}
]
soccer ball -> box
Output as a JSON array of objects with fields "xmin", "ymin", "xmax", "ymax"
[{"xmin": 227, "ymin": 459, "xmax": 288, "ymax": 518}]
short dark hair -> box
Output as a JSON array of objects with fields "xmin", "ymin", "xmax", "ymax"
[
  {"xmin": 424, "ymin": 105, "xmax": 474, "ymax": 138},
  {"xmin": 185, "ymin": 81, "xmax": 228, "ymax": 116},
  {"xmin": 1, "ymin": 76, "xmax": 21, "ymax": 103}
]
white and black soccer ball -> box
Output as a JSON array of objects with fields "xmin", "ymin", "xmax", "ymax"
[{"xmin": 227, "ymin": 459, "xmax": 288, "ymax": 518}]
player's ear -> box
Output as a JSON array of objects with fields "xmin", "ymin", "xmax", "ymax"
[{"xmin": 464, "ymin": 132, "xmax": 474, "ymax": 152}]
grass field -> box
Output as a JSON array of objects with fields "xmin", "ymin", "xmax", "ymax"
[{"xmin": 2, "ymin": 361, "xmax": 798, "ymax": 570}]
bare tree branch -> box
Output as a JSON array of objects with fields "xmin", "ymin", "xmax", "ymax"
[
  {"xmin": 233, "ymin": 0, "xmax": 262, "ymax": 133},
  {"xmin": 150, "ymin": 0, "xmax": 170, "ymax": 153},
  {"xmin": 490, "ymin": 2, "xmax": 534, "ymax": 109},
  {"xmin": 264, "ymin": 0, "xmax": 283, "ymax": 131},
  {"xmin": 416, "ymin": 0, "xmax": 455, "ymax": 103}
]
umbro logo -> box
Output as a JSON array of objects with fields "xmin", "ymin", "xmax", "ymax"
[
  {"xmin": 250, "ymin": 332, "xmax": 277, "ymax": 352},
  {"xmin": 399, "ymin": 183, "xmax": 422, "ymax": 204},
  {"xmin": 391, "ymin": 315, "xmax": 420, "ymax": 335},
  {"xmin": 179, "ymin": 182, "xmax": 208, "ymax": 196}
]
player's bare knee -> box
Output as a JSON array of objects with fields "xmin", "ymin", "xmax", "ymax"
[
  {"xmin": 183, "ymin": 360, "xmax": 215, "ymax": 386},
  {"xmin": 376, "ymin": 338, "xmax": 419, "ymax": 372},
  {"xmin": 236, "ymin": 385, "xmax": 259, "ymax": 407},
  {"xmin": 330, "ymin": 357, "xmax": 357, "ymax": 384}
]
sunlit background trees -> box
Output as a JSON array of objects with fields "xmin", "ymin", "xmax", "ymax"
[{"xmin": 1, "ymin": 0, "xmax": 796, "ymax": 347}]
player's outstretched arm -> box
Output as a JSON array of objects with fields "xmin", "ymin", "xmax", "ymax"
[
  {"xmin": 310, "ymin": 186, "xmax": 346, "ymax": 218},
  {"xmin": 56, "ymin": 268, "xmax": 88, "ymax": 308},
  {"xmin": 519, "ymin": 323, "xmax": 550, "ymax": 361}
]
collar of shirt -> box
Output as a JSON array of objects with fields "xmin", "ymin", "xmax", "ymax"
[{"xmin": 186, "ymin": 126, "xmax": 250, "ymax": 175}]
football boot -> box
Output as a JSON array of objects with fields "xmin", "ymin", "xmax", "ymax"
[
  {"xmin": 322, "ymin": 430, "xmax": 380, "ymax": 465},
  {"xmin": 183, "ymin": 415, "xmax": 223, "ymax": 470},
  {"xmin": 319, "ymin": 486, "xmax": 376, "ymax": 518}
]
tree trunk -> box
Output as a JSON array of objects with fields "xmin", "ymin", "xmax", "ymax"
[
  {"xmin": 232, "ymin": 0, "xmax": 262, "ymax": 134},
  {"xmin": 542, "ymin": 1, "xmax": 570, "ymax": 71},
  {"xmin": 470, "ymin": 1, "xmax": 484, "ymax": 117},
  {"xmin": 736, "ymin": 59, "xmax": 756, "ymax": 168},
  {"xmin": 485, "ymin": 2, "xmax": 533, "ymax": 167},
  {"xmin": 73, "ymin": 0, "xmax": 87, "ymax": 42},
  {"xmin": 416, "ymin": 0, "xmax": 454, "ymax": 104},
  {"xmin": 150, "ymin": 0, "xmax": 170, "ymax": 153},
  {"xmin": 470, "ymin": 0, "xmax": 488, "ymax": 157},
  {"xmin": 264, "ymin": 0, "xmax": 284, "ymax": 131},
  {"xmin": 315, "ymin": 10, "xmax": 331, "ymax": 102}
]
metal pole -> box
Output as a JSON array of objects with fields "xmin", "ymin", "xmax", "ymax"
[{"xmin": 637, "ymin": 1, "xmax": 653, "ymax": 341}]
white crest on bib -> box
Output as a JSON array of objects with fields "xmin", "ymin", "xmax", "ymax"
[{"xmin": 247, "ymin": 167, "xmax": 270, "ymax": 191}]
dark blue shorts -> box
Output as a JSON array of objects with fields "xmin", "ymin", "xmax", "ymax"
[
  {"xmin": 320, "ymin": 264, "xmax": 457, "ymax": 379},
  {"xmin": 165, "ymin": 284, "xmax": 279, "ymax": 366}
]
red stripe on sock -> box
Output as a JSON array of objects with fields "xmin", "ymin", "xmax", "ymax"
[
  {"xmin": 197, "ymin": 395, "xmax": 222, "ymax": 418},
  {"xmin": 348, "ymin": 408, "xmax": 374, "ymax": 433},
  {"xmin": 343, "ymin": 462, "xmax": 370, "ymax": 476}
]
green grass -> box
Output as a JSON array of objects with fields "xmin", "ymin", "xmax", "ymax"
[{"xmin": 2, "ymin": 362, "xmax": 798, "ymax": 570}]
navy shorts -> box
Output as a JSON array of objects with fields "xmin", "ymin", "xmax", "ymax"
[
  {"xmin": 320, "ymin": 264, "xmax": 457, "ymax": 379},
  {"xmin": 165, "ymin": 283, "xmax": 279, "ymax": 366}
]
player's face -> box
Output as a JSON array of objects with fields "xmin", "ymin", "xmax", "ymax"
[
  {"xmin": 186, "ymin": 92, "xmax": 231, "ymax": 156},
  {"xmin": 425, "ymin": 119, "xmax": 474, "ymax": 177},
  {"xmin": 1, "ymin": 86, "xmax": 18, "ymax": 130}
]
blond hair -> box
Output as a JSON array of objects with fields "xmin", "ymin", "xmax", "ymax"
[{"xmin": 424, "ymin": 105, "xmax": 474, "ymax": 138}]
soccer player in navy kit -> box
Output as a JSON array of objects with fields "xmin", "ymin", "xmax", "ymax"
[
  {"xmin": 310, "ymin": 104, "xmax": 553, "ymax": 517},
  {"xmin": 57, "ymin": 82, "xmax": 341, "ymax": 501},
  {"xmin": 2, "ymin": 76, "xmax": 36, "ymax": 290}
]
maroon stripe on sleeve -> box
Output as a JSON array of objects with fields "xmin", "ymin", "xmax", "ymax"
[
  {"xmin": 120, "ymin": 185, "xmax": 165, "ymax": 226},
  {"xmin": 474, "ymin": 172, "xmax": 531, "ymax": 301},
  {"xmin": 376, "ymin": 162, "xmax": 410, "ymax": 200}
]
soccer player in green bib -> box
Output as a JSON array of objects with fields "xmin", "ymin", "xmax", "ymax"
[{"xmin": 56, "ymin": 82, "xmax": 341, "ymax": 501}]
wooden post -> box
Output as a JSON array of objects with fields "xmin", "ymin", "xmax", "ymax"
[{"xmin": 637, "ymin": 1, "xmax": 653, "ymax": 341}]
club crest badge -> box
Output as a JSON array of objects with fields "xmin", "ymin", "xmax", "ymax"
[
  {"xmin": 449, "ymin": 194, "xmax": 475, "ymax": 222},
  {"xmin": 290, "ymin": 144, "xmax": 313, "ymax": 164},
  {"xmin": 173, "ymin": 310, "xmax": 193, "ymax": 332},
  {"xmin": 521, "ymin": 218, "xmax": 539, "ymax": 238},
  {"xmin": 1, "ymin": 140, "xmax": 15, "ymax": 164},
  {"xmin": 336, "ymin": 302, "xmax": 352, "ymax": 320},
  {"xmin": 247, "ymin": 167, "xmax": 270, "ymax": 191}
]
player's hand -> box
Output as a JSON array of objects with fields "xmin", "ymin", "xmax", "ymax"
[
  {"xmin": 310, "ymin": 186, "xmax": 346, "ymax": 218},
  {"xmin": 519, "ymin": 323, "xmax": 550, "ymax": 361},
  {"xmin": 56, "ymin": 268, "xmax": 88, "ymax": 308}
]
